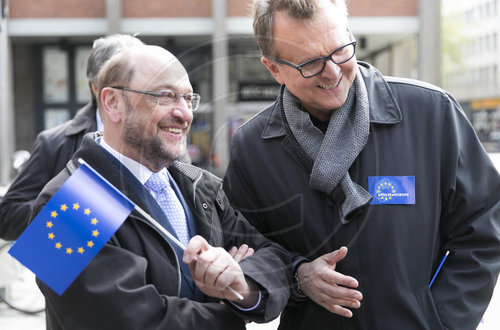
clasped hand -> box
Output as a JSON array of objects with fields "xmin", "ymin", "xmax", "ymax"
[
  {"xmin": 297, "ymin": 247, "xmax": 363, "ymax": 318},
  {"xmin": 183, "ymin": 235, "xmax": 259, "ymax": 308}
]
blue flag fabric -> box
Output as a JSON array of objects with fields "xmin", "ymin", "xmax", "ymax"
[{"xmin": 9, "ymin": 162, "xmax": 135, "ymax": 295}]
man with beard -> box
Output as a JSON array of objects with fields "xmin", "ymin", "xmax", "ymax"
[
  {"xmin": 223, "ymin": 0, "xmax": 500, "ymax": 329},
  {"xmin": 0, "ymin": 34, "xmax": 144, "ymax": 240},
  {"xmin": 31, "ymin": 45, "xmax": 290, "ymax": 329}
]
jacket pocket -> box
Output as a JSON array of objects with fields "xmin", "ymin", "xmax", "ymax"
[{"xmin": 414, "ymin": 286, "xmax": 445, "ymax": 330}]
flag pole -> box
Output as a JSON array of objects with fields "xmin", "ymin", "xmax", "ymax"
[{"xmin": 76, "ymin": 159, "xmax": 244, "ymax": 301}]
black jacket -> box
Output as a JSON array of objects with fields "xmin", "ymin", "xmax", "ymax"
[
  {"xmin": 223, "ymin": 62, "xmax": 500, "ymax": 330},
  {"xmin": 35, "ymin": 134, "xmax": 291, "ymax": 330},
  {"xmin": 0, "ymin": 103, "xmax": 96, "ymax": 240}
]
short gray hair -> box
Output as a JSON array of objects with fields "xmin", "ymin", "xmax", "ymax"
[
  {"xmin": 86, "ymin": 34, "xmax": 144, "ymax": 85},
  {"xmin": 252, "ymin": 0, "xmax": 348, "ymax": 57},
  {"xmin": 96, "ymin": 47, "xmax": 137, "ymax": 111}
]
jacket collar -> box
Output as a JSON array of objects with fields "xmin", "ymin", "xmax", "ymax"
[
  {"xmin": 65, "ymin": 103, "xmax": 98, "ymax": 136},
  {"xmin": 262, "ymin": 61, "xmax": 402, "ymax": 139}
]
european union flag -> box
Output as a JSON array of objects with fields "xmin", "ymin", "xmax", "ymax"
[
  {"xmin": 368, "ymin": 176, "xmax": 416, "ymax": 205},
  {"xmin": 8, "ymin": 161, "xmax": 135, "ymax": 295}
]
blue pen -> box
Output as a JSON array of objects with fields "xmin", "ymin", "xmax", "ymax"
[{"xmin": 429, "ymin": 250, "xmax": 450, "ymax": 288}]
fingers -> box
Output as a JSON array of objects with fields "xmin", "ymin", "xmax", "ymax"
[
  {"xmin": 297, "ymin": 250, "xmax": 363, "ymax": 318},
  {"xmin": 186, "ymin": 243, "xmax": 248, "ymax": 301},
  {"xmin": 195, "ymin": 247, "xmax": 235, "ymax": 290},
  {"xmin": 183, "ymin": 235, "xmax": 210, "ymax": 263},
  {"xmin": 228, "ymin": 244, "xmax": 255, "ymax": 263},
  {"xmin": 319, "ymin": 267, "xmax": 359, "ymax": 289},
  {"xmin": 313, "ymin": 279, "xmax": 363, "ymax": 304}
]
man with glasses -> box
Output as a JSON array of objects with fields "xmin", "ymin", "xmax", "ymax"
[
  {"xmin": 32, "ymin": 45, "xmax": 290, "ymax": 329},
  {"xmin": 0, "ymin": 34, "xmax": 144, "ymax": 240},
  {"xmin": 223, "ymin": 0, "xmax": 500, "ymax": 329}
]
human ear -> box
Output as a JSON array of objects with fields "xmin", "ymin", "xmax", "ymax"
[
  {"xmin": 261, "ymin": 56, "xmax": 285, "ymax": 85},
  {"xmin": 100, "ymin": 88, "xmax": 123, "ymax": 124}
]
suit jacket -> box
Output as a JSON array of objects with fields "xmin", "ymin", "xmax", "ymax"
[
  {"xmin": 0, "ymin": 103, "xmax": 97, "ymax": 240},
  {"xmin": 34, "ymin": 133, "xmax": 291, "ymax": 330}
]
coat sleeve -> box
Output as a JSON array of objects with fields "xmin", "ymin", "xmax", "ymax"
[
  {"xmin": 214, "ymin": 186, "xmax": 291, "ymax": 323},
  {"xmin": 0, "ymin": 132, "xmax": 56, "ymax": 240},
  {"xmin": 434, "ymin": 93, "xmax": 500, "ymax": 329}
]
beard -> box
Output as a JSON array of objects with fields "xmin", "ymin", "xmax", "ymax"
[{"xmin": 121, "ymin": 97, "xmax": 187, "ymax": 169}]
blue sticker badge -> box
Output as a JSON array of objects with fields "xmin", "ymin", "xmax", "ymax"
[{"xmin": 368, "ymin": 176, "xmax": 415, "ymax": 205}]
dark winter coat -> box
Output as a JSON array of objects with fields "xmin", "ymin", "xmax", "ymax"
[{"xmin": 223, "ymin": 62, "xmax": 500, "ymax": 330}]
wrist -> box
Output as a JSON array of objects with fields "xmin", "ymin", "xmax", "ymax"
[
  {"xmin": 294, "ymin": 269, "xmax": 305, "ymax": 295},
  {"xmin": 292, "ymin": 262, "xmax": 308, "ymax": 299}
]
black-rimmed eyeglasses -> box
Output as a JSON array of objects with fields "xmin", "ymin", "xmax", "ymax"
[
  {"xmin": 275, "ymin": 41, "xmax": 357, "ymax": 78},
  {"xmin": 112, "ymin": 86, "xmax": 201, "ymax": 111}
]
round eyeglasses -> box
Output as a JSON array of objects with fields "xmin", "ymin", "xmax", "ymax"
[
  {"xmin": 274, "ymin": 41, "xmax": 357, "ymax": 78},
  {"xmin": 112, "ymin": 86, "xmax": 201, "ymax": 111}
]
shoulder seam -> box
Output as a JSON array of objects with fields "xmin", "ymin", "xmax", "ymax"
[{"xmin": 385, "ymin": 76, "xmax": 446, "ymax": 95}]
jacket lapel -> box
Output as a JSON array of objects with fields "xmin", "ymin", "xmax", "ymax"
[
  {"xmin": 168, "ymin": 162, "xmax": 221, "ymax": 246},
  {"xmin": 74, "ymin": 135, "xmax": 179, "ymax": 240}
]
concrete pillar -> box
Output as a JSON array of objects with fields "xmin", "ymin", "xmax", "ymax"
[
  {"xmin": 418, "ymin": 0, "xmax": 441, "ymax": 86},
  {"xmin": 211, "ymin": 0, "xmax": 229, "ymax": 177},
  {"xmin": 0, "ymin": 9, "xmax": 14, "ymax": 185},
  {"xmin": 106, "ymin": 0, "xmax": 122, "ymax": 35}
]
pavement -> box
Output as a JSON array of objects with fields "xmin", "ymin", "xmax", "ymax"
[{"xmin": 1, "ymin": 153, "xmax": 500, "ymax": 329}]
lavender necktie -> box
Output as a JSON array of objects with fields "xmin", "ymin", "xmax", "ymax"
[{"xmin": 145, "ymin": 172, "xmax": 190, "ymax": 246}]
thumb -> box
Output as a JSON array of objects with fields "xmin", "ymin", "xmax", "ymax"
[
  {"xmin": 322, "ymin": 246, "xmax": 348, "ymax": 266},
  {"xmin": 183, "ymin": 235, "xmax": 210, "ymax": 263}
]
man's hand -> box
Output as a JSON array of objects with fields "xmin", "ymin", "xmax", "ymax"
[
  {"xmin": 228, "ymin": 244, "xmax": 254, "ymax": 262},
  {"xmin": 183, "ymin": 235, "xmax": 259, "ymax": 308},
  {"xmin": 297, "ymin": 247, "xmax": 362, "ymax": 318}
]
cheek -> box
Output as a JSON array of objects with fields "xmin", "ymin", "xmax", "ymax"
[{"xmin": 342, "ymin": 62, "xmax": 357, "ymax": 82}]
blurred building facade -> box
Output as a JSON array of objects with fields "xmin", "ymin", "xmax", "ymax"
[
  {"xmin": 1, "ymin": 0, "xmax": 438, "ymax": 181},
  {"xmin": 442, "ymin": 0, "xmax": 500, "ymax": 152}
]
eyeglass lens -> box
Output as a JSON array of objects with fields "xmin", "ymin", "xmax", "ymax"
[
  {"xmin": 157, "ymin": 91, "xmax": 200, "ymax": 110},
  {"xmin": 301, "ymin": 43, "xmax": 355, "ymax": 78}
]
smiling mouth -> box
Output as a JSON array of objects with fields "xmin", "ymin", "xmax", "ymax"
[
  {"xmin": 164, "ymin": 127, "xmax": 183, "ymax": 134},
  {"xmin": 159, "ymin": 121, "xmax": 188, "ymax": 135},
  {"xmin": 319, "ymin": 75, "xmax": 343, "ymax": 90}
]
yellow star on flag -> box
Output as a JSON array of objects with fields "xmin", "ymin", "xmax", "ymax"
[
  {"xmin": 78, "ymin": 247, "xmax": 85, "ymax": 254},
  {"xmin": 84, "ymin": 208, "xmax": 91, "ymax": 215},
  {"xmin": 55, "ymin": 242, "xmax": 62, "ymax": 249},
  {"xmin": 48, "ymin": 233, "xmax": 55, "ymax": 240},
  {"xmin": 87, "ymin": 241, "xmax": 94, "ymax": 248},
  {"xmin": 60, "ymin": 204, "xmax": 68, "ymax": 211},
  {"xmin": 91, "ymin": 218, "xmax": 98, "ymax": 225},
  {"xmin": 50, "ymin": 211, "xmax": 58, "ymax": 218},
  {"xmin": 66, "ymin": 248, "xmax": 73, "ymax": 255},
  {"xmin": 73, "ymin": 203, "xmax": 80, "ymax": 210},
  {"xmin": 46, "ymin": 221, "xmax": 54, "ymax": 228},
  {"xmin": 92, "ymin": 230, "xmax": 100, "ymax": 237}
]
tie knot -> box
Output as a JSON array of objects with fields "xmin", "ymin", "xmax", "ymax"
[{"xmin": 145, "ymin": 172, "xmax": 169, "ymax": 194}]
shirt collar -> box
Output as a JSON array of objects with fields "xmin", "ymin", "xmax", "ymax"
[{"xmin": 98, "ymin": 137, "xmax": 169, "ymax": 185}]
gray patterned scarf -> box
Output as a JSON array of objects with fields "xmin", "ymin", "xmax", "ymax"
[{"xmin": 281, "ymin": 70, "xmax": 372, "ymax": 224}]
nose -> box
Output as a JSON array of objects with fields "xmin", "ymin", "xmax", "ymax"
[
  {"xmin": 171, "ymin": 97, "xmax": 193, "ymax": 122},
  {"xmin": 320, "ymin": 59, "xmax": 341, "ymax": 79}
]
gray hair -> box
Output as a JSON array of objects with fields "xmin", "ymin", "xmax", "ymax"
[
  {"xmin": 97, "ymin": 47, "xmax": 137, "ymax": 110},
  {"xmin": 86, "ymin": 34, "xmax": 144, "ymax": 84},
  {"xmin": 252, "ymin": 0, "xmax": 348, "ymax": 57}
]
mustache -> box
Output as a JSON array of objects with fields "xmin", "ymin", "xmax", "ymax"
[{"xmin": 158, "ymin": 119, "xmax": 189, "ymax": 129}]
